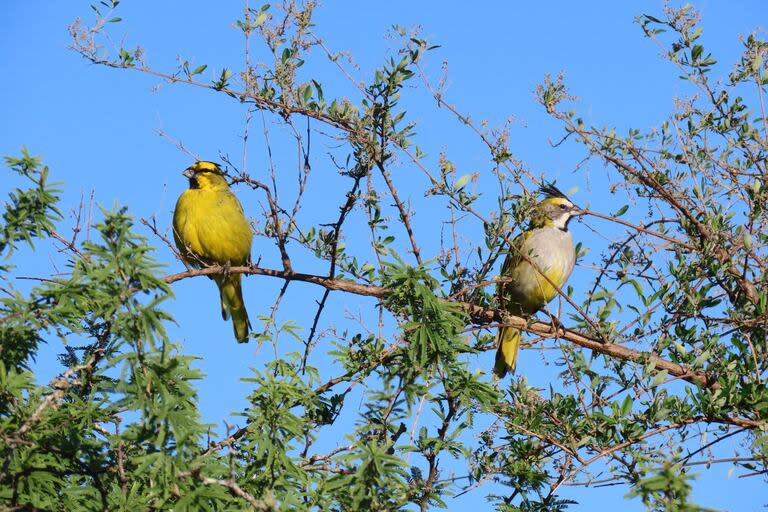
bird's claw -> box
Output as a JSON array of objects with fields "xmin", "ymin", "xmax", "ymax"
[{"xmin": 547, "ymin": 315, "xmax": 564, "ymax": 334}]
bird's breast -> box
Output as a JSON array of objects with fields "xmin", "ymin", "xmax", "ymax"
[
  {"xmin": 173, "ymin": 188, "xmax": 253, "ymax": 267},
  {"xmin": 507, "ymin": 227, "xmax": 575, "ymax": 312}
]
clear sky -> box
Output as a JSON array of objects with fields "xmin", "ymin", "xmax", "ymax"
[{"xmin": 2, "ymin": 1, "xmax": 766, "ymax": 510}]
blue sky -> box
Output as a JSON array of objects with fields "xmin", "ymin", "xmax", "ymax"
[{"xmin": 2, "ymin": 1, "xmax": 766, "ymax": 510}]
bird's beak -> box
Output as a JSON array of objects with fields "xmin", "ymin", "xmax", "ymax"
[
  {"xmin": 572, "ymin": 206, "xmax": 587, "ymax": 217},
  {"xmin": 182, "ymin": 168, "xmax": 195, "ymax": 179}
]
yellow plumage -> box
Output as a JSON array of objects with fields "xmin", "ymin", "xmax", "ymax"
[
  {"xmin": 495, "ymin": 189, "xmax": 581, "ymax": 378},
  {"xmin": 494, "ymin": 326, "xmax": 521, "ymax": 377},
  {"xmin": 172, "ymin": 161, "xmax": 253, "ymax": 342}
]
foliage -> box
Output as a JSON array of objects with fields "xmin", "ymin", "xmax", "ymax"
[{"xmin": 1, "ymin": 2, "xmax": 767, "ymax": 510}]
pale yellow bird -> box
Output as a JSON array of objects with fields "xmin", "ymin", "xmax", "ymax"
[{"xmin": 495, "ymin": 184, "xmax": 583, "ymax": 377}]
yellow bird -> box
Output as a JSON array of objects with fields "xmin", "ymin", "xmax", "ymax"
[
  {"xmin": 172, "ymin": 161, "xmax": 253, "ymax": 342},
  {"xmin": 494, "ymin": 184, "xmax": 583, "ymax": 378}
]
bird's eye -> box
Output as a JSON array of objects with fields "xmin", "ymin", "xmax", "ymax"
[{"xmin": 559, "ymin": 204, "xmax": 567, "ymax": 210}]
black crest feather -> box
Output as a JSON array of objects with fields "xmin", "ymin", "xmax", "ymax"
[{"xmin": 540, "ymin": 182, "xmax": 569, "ymax": 200}]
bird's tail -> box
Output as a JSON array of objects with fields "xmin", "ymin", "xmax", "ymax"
[
  {"xmin": 215, "ymin": 274, "xmax": 251, "ymax": 343},
  {"xmin": 493, "ymin": 326, "xmax": 520, "ymax": 378}
]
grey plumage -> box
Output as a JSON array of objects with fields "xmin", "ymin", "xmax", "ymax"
[{"xmin": 502, "ymin": 226, "xmax": 576, "ymax": 315}]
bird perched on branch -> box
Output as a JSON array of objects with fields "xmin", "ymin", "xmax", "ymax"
[
  {"xmin": 172, "ymin": 161, "xmax": 253, "ymax": 342},
  {"xmin": 494, "ymin": 183, "xmax": 583, "ymax": 378}
]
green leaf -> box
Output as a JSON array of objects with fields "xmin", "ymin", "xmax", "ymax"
[
  {"xmin": 302, "ymin": 83, "xmax": 312, "ymax": 103},
  {"xmin": 613, "ymin": 204, "xmax": 629, "ymax": 217},
  {"xmin": 651, "ymin": 370, "xmax": 668, "ymax": 388},
  {"xmin": 691, "ymin": 44, "xmax": 703, "ymax": 62},
  {"xmin": 620, "ymin": 395, "xmax": 633, "ymax": 416},
  {"xmin": 454, "ymin": 173, "xmax": 472, "ymax": 190},
  {"xmin": 690, "ymin": 27, "xmax": 703, "ymax": 41}
]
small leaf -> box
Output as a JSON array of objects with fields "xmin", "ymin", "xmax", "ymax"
[
  {"xmin": 620, "ymin": 395, "xmax": 633, "ymax": 416},
  {"xmin": 311, "ymin": 79, "xmax": 324, "ymax": 102},
  {"xmin": 651, "ymin": 370, "xmax": 668, "ymax": 387},
  {"xmin": 694, "ymin": 349, "xmax": 710, "ymax": 367},
  {"xmin": 625, "ymin": 278, "xmax": 643, "ymax": 297},
  {"xmin": 454, "ymin": 174, "xmax": 472, "ymax": 190},
  {"xmin": 691, "ymin": 44, "xmax": 703, "ymax": 62},
  {"xmin": 690, "ymin": 27, "xmax": 703, "ymax": 41}
]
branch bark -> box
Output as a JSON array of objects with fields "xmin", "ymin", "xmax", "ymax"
[{"xmin": 163, "ymin": 264, "xmax": 719, "ymax": 389}]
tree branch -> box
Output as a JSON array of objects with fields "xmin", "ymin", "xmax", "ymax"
[{"xmin": 162, "ymin": 264, "xmax": 723, "ymax": 390}]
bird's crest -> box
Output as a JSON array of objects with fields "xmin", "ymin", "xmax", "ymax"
[
  {"xmin": 539, "ymin": 182, "xmax": 570, "ymax": 201},
  {"xmin": 189, "ymin": 161, "xmax": 225, "ymax": 175}
]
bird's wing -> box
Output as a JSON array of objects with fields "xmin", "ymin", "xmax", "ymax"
[
  {"xmin": 223, "ymin": 190, "xmax": 253, "ymax": 265},
  {"xmin": 497, "ymin": 231, "xmax": 529, "ymax": 300}
]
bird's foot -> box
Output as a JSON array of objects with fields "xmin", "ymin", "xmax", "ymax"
[
  {"xmin": 222, "ymin": 260, "xmax": 232, "ymax": 278},
  {"xmin": 546, "ymin": 314, "xmax": 564, "ymax": 334}
]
